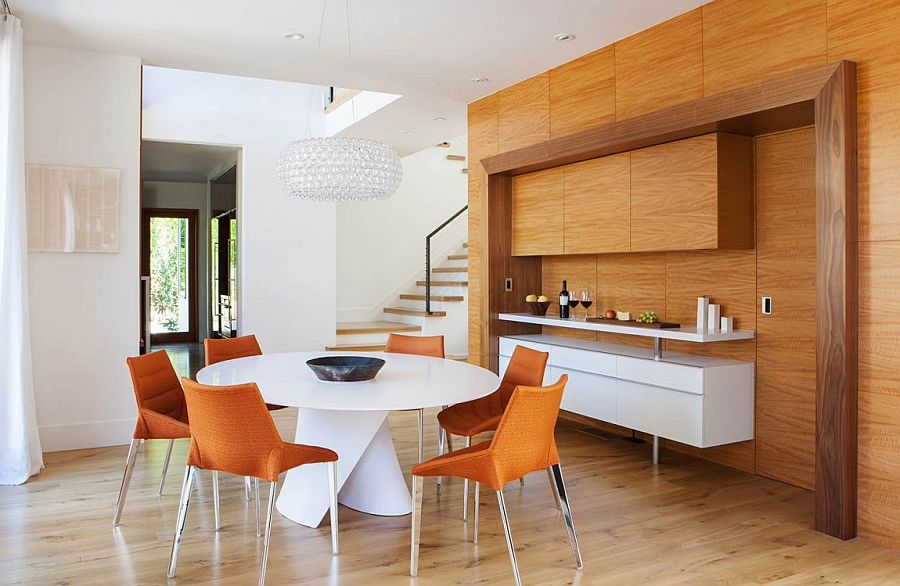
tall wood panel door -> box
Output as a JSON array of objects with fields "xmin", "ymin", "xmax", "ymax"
[
  {"xmin": 511, "ymin": 168, "xmax": 564, "ymax": 256},
  {"xmin": 755, "ymin": 127, "xmax": 817, "ymax": 490},
  {"xmin": 563, "ymin": 153, "xmax": 630, "ymax": 254}
]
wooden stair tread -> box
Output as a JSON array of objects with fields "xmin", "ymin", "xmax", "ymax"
[
  {"xmin": 399, "ymin": 294, "xmax": 464, "ymax": 302},
  {"xmin": 447, "ymin": 254, "xmax": 468, "ymax": 260},
  {"xmin": 416, "ymin": 280, "xmax": 468, "ymax": 287},
  {"xmin": 384, "ymin": 307, "xmax": 447, "ymax": 317},
  {"xmin": 336, "ymin": 321, "xmax": 421, "ymax": 335},
  {"xmin": 325, "ymin": 343, "xmax": 386, "ymax": 351},
  {"xmin": 432, "ymin": 267, "xmax": 468, "ymax": 273}
]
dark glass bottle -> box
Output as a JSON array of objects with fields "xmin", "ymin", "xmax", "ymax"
[{"xmin": 559, "ymin": 280, "xmax": 570, "ymax": 318}]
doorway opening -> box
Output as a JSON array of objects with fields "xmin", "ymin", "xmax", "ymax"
[
  {"xmin": 142, "ymin": 208, "xmax": 198, "ymax": 343},
  {"xmin": 139, "ymin": 140, "xmax": 240, "ymax": 357}
]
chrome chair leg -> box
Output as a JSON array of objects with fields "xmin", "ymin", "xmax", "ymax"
[
  {"xmin": 520, "ymin": 477, "xmax": 526, "ymax": 486},
  {"xmin": 113, "ymin": 439, "xmax": 140, "ymax": 526},
  {"xmin": 546, "ymin": 468, "xmax": 561, "ymax": 510},
  {"xmin": 473, "ymin": 481, "xmax": 480, "ymax": 544},
  {"xmin": 245, "ymin": 476, "xmax": 253, "ymax": 501},
  {"xmin": 550, "ymin": 464, "xmax": 583, "ymax": 569},
  {"xmin": 167, "ymin": 465, "xmax": 197, "ymax": 578},
  {"xmin": 462, "ymin": 436, "xmax": 471, "ymax": 521},
  {"xmin": 410, "ymin": 474, "xmax": 424, "ymax": 576},
  {"xmin": 328, "ymin": 461, "xmax": 339, "ymax": 555},
  {"xmin": 158, "ymin": 439, "xmax": 174, "ymax": 496},
  {"xmin": 259, "ymin": 481, "xmax": 277, "ymax": 586},
  {"xmin": 496, "ymin": 489, "xmax": 522, "ymax": 586},
  {"xmin": 212, "ymin": 471, "xmax": 221, "ymax": 531},
  {"xmin": 437, "ymin": 425, "xmax": 445, "ymax": 493},
  {"xmin": 417, "ymin": 408, "xmax": 424, "ymax": 464},
  {"xmin": 255, "ymin": 477, "xmax": 262, "ymax": 537},
  {"xmin": 446, "ymin": 431, "xmax": 454, "ymax": 452}
]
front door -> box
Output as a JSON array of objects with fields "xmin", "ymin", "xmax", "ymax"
[{"xmin": 141, "ymin": 208, "xmax": 199, "ymax": 344}]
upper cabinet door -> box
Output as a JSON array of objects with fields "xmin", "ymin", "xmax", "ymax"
[
  {"xmin": 630, "ymin": 133, "xmax": 753, "ymax": 252},
  {"xmin": 564, "ymin": 153, "xmax": 631, "ymax": 254},
  {"xmin": 511, "ymin": 167, "xmax": 564, "ymax": 256}
]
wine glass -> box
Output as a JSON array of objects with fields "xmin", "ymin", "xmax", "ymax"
[
  {"xmin": 567, "ymin": 295, "xmax": 580, "ymax": 319},
  {"xmin": 580, "ymin": 290, "xmax": 593, "ymax": 320}
]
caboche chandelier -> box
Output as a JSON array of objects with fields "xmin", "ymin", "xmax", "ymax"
[{"xmin": 275, "ymin": 0, "xmax": 402, "ymax": 201}]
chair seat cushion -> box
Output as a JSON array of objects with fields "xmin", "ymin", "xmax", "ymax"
[
  {"xmin": 437, "ymin": 396, "xmax": 502, "ymax": 437},
  {"xmin": 278, "ymin": 442, "xmax": 338, "ymax": 475},
  {"xmin": 134, "ymin": 408, "xmax": 191, "ymax": 440}
]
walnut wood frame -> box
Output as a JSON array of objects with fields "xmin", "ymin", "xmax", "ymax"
[
  {"xmin": 479, "ymin": 61, "xmax": 857, "ymax": 540},
  {"xmin": 141, "ymin": 208, "xmax": 201, "ymax": 344}
]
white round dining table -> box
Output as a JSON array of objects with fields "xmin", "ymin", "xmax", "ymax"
[{"xmin": 197, "ymin": 351, "xmax": 500, "ymax": 528}]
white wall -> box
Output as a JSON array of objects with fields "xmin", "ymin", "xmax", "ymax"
[
  {"xmin": 336, "ymin": 137, "xmax": 468, "ymax": 322},
  {"xmin": 142, "ymin": 66, "xmax": 336, "ymax": 354},
  {"xmin": 142, "ymin": 180, "xmax": 210, "ymax": 338},
  {"xmin": 24, "ymin": 45, "xmax": 142, "ymax": 451}
]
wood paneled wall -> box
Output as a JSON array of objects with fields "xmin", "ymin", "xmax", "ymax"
[{"xmin": 468, "ymin": 0, "xmax": 900, "ymax": 549}]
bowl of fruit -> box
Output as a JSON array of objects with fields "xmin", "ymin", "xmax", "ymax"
[{"xmin": 525, "ymin": 294, "xmax": 551, "ymax": 316}]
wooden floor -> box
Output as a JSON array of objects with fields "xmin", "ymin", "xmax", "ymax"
[{"xmin": 3, "ymin": 411, "xmax": 900, "ymax": 585}]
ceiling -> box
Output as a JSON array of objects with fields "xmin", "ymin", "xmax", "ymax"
[
  {"xmin": 141, "ymin": 141, "xmax": 238, "ymax": 182},
  {"xmin": 15, "ymin": 0, "xmax": 710, "ymax": 154}
]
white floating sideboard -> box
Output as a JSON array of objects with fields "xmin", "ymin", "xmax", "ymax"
[{"xmin": 498, "ymin": 334, "xmax": 754, "ymax": 458}]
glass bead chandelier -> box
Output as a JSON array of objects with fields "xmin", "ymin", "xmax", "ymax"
[
  {"xmin": 275, "ymin": 137, "xmax": 402, "ymax": 201},
  {"xmin": 275, "ymin": 0, "xmax": 403, "ymax": 201}
]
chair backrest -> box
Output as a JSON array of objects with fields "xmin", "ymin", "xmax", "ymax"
[
  {"xmin": 490, "ymin": 374, "xmax": 568, "ymax": 484},
  {"xmin": 384, "ymin": 334, "xmax": 445, "ymax": 358},
  {"xmin": 126, "ymin": 350, "xmax": 185, "ymax": 422},
  {"xmin": 498, "ymin": 345, "xmax": 549, "ymax": 409},
  {"xmin": 181, "ymin": 378, "xmax": 282, "ymax": 479},
  {"xmin": 204, "ymin": 334, "xmax": 263, "ymax": 366}
]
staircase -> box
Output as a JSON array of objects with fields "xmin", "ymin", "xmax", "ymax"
[{"xmin": 330, "ymin": 243, "xmax": 469, "ymax": 358}]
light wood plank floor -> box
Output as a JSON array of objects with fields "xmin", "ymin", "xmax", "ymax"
[{"xmin": 2, "ymin": 410, "xmax": 900, "ymax": 585}]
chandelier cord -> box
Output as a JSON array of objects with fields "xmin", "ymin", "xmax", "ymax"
[{"xmin": 305, "ymin": 0, "xmax": 329, "ymax": 138}]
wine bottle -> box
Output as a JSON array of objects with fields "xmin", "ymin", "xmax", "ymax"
[{"xmin": 559, "ymin": 280, "xmax": 570, "ymax": 319}]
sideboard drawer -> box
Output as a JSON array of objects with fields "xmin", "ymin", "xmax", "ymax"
[
  {"xmin": 617, "ymin": 356, "xmax": 704, "ymax": 395},
  {"xmin": 552, "ymin": 366, "xmax": 616, "ymax": 424},
  {"xmin": 615, "ymin": 380, "xmax": 703, "ymax": 446},
  {"xmin": 499, "ymin": 337, "xmax": 549, "ymax": 358},
  {"xmin": 550, "ymin": 345, "xmax": 616, "ymax": 377}
]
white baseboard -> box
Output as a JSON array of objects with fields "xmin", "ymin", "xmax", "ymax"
[{"xmin": 39, "ymin": 418, "xmax": 135, "ymax": 452}]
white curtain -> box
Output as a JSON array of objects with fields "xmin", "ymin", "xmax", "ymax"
[{"xmin": 0, "ymin": 14, "xmax": 43, "ymax": 485}]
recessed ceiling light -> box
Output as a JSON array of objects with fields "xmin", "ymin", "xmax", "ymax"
[
  {"xmin": 283, "ymin": 32, "xmax": 305, "ymax": 41},
  {"xmin": 433, "ymin": 116, "xmax": 446, "ymax": 121},
  {"xmin": 404, "ymin": 130, "xmax": 415, "ymax": 135},
  {"xmin": 470, "ymin": 77, "xmax": 489, "ymax": 83},
  {"xmin": 554, "ymin": 33, "xmax": 576, "ymax": 42}
]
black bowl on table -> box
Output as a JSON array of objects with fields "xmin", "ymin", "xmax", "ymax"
[{"xmin": 306, "ymin": 356, "xmax": 386, "ymax": 382}]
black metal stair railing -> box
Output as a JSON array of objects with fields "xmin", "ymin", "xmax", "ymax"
[{"xmin": 425, "ymin": 205, "xmax": 468, "ymax": 315}]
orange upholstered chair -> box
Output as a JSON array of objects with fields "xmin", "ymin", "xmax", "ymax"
[
  {"xmin": 384, "ymin": 334, "xmax": 445, "ymax": 465},
  {"xmin": 410, "ymin": 375, "xmax": 582, "ymax": 586},
  {"xmin": 437, "ymin": 344, "xmax": 549, "ymax": 519},
  {"xmin": 206, "ymin": 334, "xmax": 284, "ymax": 502},
  {"xmin": 168, "ymin": 379, "xmax": 339, "ymax": 585},
  {"xmin": 205, "ymin": 334, "xmax": 285, "ymax": 411},
  {"xmin": 115, "ymin": 350, "xmax": 192, "ymax": 525}
]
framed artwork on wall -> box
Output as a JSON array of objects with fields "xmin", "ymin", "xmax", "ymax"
[{"xmin": 25, "ymin": 164, "xmax": 120, "ymax": 253}]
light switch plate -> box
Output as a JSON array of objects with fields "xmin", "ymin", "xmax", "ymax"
[{"xmin": 504, "ymin": 278, "xmax": 513, "ymax": 292}]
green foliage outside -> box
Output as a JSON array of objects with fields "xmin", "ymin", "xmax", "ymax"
[{"xmin": 150, "ymin": 217, "xmax": 187, "ymax": 332}]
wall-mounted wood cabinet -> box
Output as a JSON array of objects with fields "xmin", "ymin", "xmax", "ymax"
[
  {"xmin": 511, "ymin": 167, "xmax": 564, "ymax": 256},
  {"xmin": 630, "ymin": 133, "xmax": 754, "ymax": 252},
  {"xmin": 563, "ymin": 153, "xmax": 630, "ymax": 254},
  {"xmin": 510, "ymin": 132, "xmax": 754, "ymax": 256}
]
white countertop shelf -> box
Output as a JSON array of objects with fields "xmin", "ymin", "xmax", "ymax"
[
  {"xmin": 503, "ymin": 334, "xmax": 751, "ymax": 367},
  {"xmin": 499, "ymin": 313, "xmax": 755, "ymax": 343}
]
